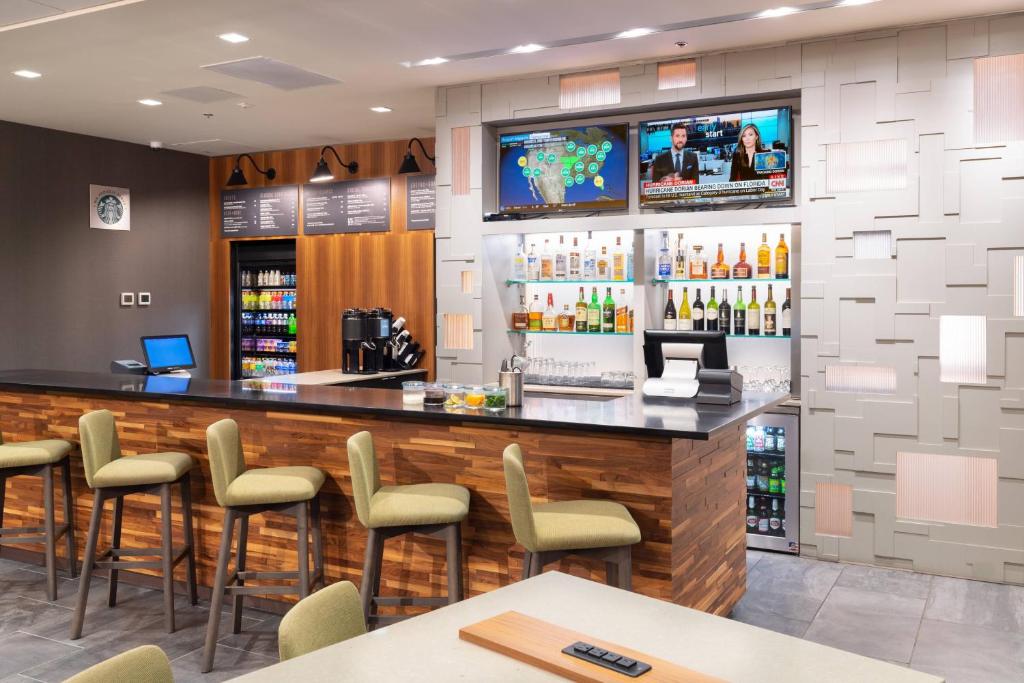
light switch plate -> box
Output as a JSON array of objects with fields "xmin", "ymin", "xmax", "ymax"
[
  {"xmin": 138, "ymin": 292, "xmax": 151, "ymax": 306},
  {"xmin": 120, "ymin": 292, "xmax": 135, "ymax": 307}
]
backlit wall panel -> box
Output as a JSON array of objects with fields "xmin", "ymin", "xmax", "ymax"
[
  {"xmin": 559, "ymin": 68, "xmax": 621, "ymax": 109},
  {"xmin": 974, "ymin": 53, "xmax": 1024, "ymax": 144},
  {"xmin": 657, "ymin": 60, "xmax": 697, "ymax": 90},
  {"xmin": 1014, "ymin": 255, "xmax": 1024, "ymax": 317},
  {"xmin": 939, "ymin": 315, "xmax": 987, "ymax": 384},
  {"xmin": 442, "ymin": 313, "xmax": 473, "ymax": 350},
  {"xmin": 853, "ymin": 230, "xmax": 893, "ymax": 259},
  {"xmin": 815, "ymin": 482, "xmax": 853, "ymax": 538},
  {"xmin": 825, "ymin": 139, "xmax": 908, "ymax": 193},
  {"xmin": 451, "ymin": 126, "xmax": 470, "ymax": 196},
  {"xmin": 896, "ymin": 452, "xmax": 998, "ymax": 528},
  {"xmin": 825, "ymin": 365, "xmax": 897, "ymax": 394}
]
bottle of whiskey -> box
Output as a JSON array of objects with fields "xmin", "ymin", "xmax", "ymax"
[
  {"xmin": 732, "ymin": 242, "xmax": 752, "ymax": 279},
  {"xmin": 602, "ymin": 287, "xmax": 615, "ymax": 333},
  {"xmin": 764, "ymin": 284, "xmax": 777, "ymax": 336},
  {"xmin": 674, "ymin": 233, "xmax": 687, "ymax": 279},
  {"xmin": 575, "ymin": 287, "xmax": 588, "ymax": 332},
  {"xmin": 663, "ymin": 289, "xmax": 677, "ymax": 330},
  {"xmin": 597, "ymin": 246, "xmax": 611, "ymax": 280},
  {"xmin": 540, "ymin": 239, "xmax": 554, "ymax": 281},
  {"xmin": 781, "ymin": 287, "xmax": 792, "ymax": 336},
  {"xmin": 615, "ymin": 289, "xmax": 629, "ymax": 333},
  {"xmin": 569, "ymin": 237, "xmax": 582, "ymax": 279},
  {"xmin": 706, "ymin": 286, "xmax": 719, "ymax": 332},
  {"xmin": 511, "ymin": 294, "xmax": 529, "ymax": 330},
  {"xmin": 757, "ymin": 232, "xmax": 771, "ymax": 279},
  {"xmin": 528, "ymin": 294, "xmax": 543, "ymax": 331},
  {"xmin": 719, "ymin": 289, "xmax": 731, "ymax": 335},
  {"xmin": 612, "ymin": 236, "xmax": 627, "ymax": 281},
  {"xmin": 554, "ymin": 235, "xmax": 567, "ymax": 280},
  {"xmin": 557, "ymin": 304, "xmax": 574, "ymax": 331},
  {"xmin": 747, "ymin": 286, "xmax": 761, "ymax": 335},
  {"xmin": 775, "ymin": 233, "xmax": 789, "ymax": 280},
  {"xmin": 678, "ymin": 287, "xmax": 692, "ymax": 331},
  {"xmin": 688, "ymin": 245, "xmax": 708, "ymax": 279},
  {"xmin": 657, "ymin": 232, "xmax": 672, "ymax": 280},
  {"xmin": 527, "ymin": 243, "xmax": 540, "ymax": 281},
  {"xmin": 733, "ymin": 286, "xmax": 746, "ymax": 334},
  {"xmin": 587, "ymin": 287, "xmax": 601, "ymax": 333},
  {"xmin": 542, "ymin": 293, "xmax": 557, "ymax": 331},
  {"xmin": 692, "ymin": 288, "xmax": 705, "ymax": 331},
  {"xmin": 711, "ymin": 243, "xmax": 730, "ymax": 279}
]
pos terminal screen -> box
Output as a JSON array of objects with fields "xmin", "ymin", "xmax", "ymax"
[{"xmin": 141, "ymin": 335, "xmax": 196, "ymax": 373}]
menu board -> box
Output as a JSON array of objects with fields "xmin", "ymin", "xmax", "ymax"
[
  {"xmin": 406, "ymin": 174, "xmax": 436, "ymax": 230},
  {"xmin": 303, "ymin": 178, "xmax": 391, "ymax": 235},
  {"xmin": 220, "ymin": 185, "xmax": 298, "ymax": 237}
]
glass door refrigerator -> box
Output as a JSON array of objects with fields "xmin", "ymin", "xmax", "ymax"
[
  {"xmin": 745, "ymin": 409, "xmax": 799, "ymax": 553},
  {"xmin": 231, "ymin": 240, "xmax": 298, "ymax": 380}
]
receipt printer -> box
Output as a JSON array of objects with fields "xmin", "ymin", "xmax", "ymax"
[
  {"xmin": 110, "ymin": 359, "xmax": 148, "ymax": 375},
  {"xmin": 642, "ymin": 330, "xmax": 742, "ymax": 404}
]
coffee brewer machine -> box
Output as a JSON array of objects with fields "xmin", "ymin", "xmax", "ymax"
[
  {"xmin": 363, "ymin": 308, "xmax": 392, "ymax": 373},
  {"xmin": 342, "ymin": 307, "xmax": 422, "ymax": 374},
  {"xmin": 342, "ymin": 308, "xmax": 368, "ymax": 374}
]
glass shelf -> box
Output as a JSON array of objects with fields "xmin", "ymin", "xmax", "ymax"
[
  {"xmin": 506, "ymin": 279, "xmax": 634, "ymax": 286},
  {"xmin": 726, "ymin": 334, "xmax": 791, "ymax": 339},
  {"xmin": 652, "ymin": 278, "xmax": 791, "ymax": 285},
  {"xmin": 242, "ymin": 286, "xmax": 296, "ymax": 291},
  {"xmin": 508, "ymin": 330, "xmax": 633, "ymax": 336}
]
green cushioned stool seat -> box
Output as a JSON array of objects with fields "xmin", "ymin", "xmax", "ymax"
[
  {"xmin": 91, "ymin": 452, "xmax": 193, "ymax": 487},
  {"xmin": 278, "ymin": 580, "xmax": 366, "ymax": 661},
  {"xmin": 0, "ymin": 439, "xmax": 73, "ymax": 468},
  {"xmin": 532, "ymin": 499, "xmax": 642, "ymax": 552},
  {"xmin": 223, "ymin": 465, "xmax": 325, "ymax": 507},
  {"xmin": 368, "ymin": 482, "xmax": 470, "ymax": 528},
  {"xmin": 63, "ymin": 644, "xmax": 173, "ymax": 683}
]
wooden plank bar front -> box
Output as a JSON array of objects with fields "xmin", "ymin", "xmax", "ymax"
[{"xmin": 0, "ymin": 387, "xmax": 747, "ymax": 616}]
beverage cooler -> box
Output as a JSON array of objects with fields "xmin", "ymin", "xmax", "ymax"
[
  {"xmin": 231, "ymin": 240, "xmax": 298, "ymax": 380},
  {"xmin": 745, "ymin": 410, "xmax": 799, "ymax": 553}
]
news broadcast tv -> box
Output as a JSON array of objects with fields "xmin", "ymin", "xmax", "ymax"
[
  {"xmin": 498, "ymin": 123, "xmax": 629, "ymax": 214},
  {"xmin": 638, "ymin": 107, "xmax": 793, "ymax": 208}
]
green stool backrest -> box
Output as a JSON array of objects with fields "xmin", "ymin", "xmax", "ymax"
[
  {"xmin": 278, "ymin": 580, "xmax": 366, "ymax": 661},
  {"xmin": 502, "ymin": 443, "xmax": 538, "ymax": 552},
  {"xmin": 63, "ymin": 644, "xmax": 173, "ymax": 683},
  {"xmin": 206, "ymin": 418, "xmax": 248, "ymax": 508},
  {"xmin": 346, "ymin": 431, "xmax": 380, "ymax": 528},
  {"xmin": 78, "ymin": 410, "xmax": 123, "ymax": 488}
]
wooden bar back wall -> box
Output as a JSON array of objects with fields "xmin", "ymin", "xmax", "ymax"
[{"xmin": 208, "ymin": 138, "xmax": 437, "ymax": 380}]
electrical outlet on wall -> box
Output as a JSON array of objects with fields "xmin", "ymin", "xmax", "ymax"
[
  {"xmin": 138, "ymin": 292, "xmax": 151, "ymax": 306},
  {"xmin": 120, "ymin": 292, "xmax": 135, "ymax": 307}
]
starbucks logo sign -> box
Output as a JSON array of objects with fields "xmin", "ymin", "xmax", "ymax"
[
  {"xmin": 96, "ymin": 193, "xmax": 124, "ymax": 225},
  {"xmin": 89, "ymin": 184, "xmax": 130, "ymax": 231}
]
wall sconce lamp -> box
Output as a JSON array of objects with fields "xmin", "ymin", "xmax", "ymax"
[
  {"xmin": 398, "ymin": 137, "xmax": 435, "ymax": 174},
  {"xmin": 310, "ymin": 145, "xmax": 359, "ymax": 183},
  {"xmin": 226, "ymin": 153, "xmax": 276, "ymax": 186}
]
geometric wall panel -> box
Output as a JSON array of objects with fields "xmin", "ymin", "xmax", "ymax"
[
  {"xmin": 657, "ymin": 60, "xmax": 697, "ymax": 90},
  {"xmin": 451, "ymin": 126, "xmax": 470, "ymax": 196},
  {"xmin": 825, "ymin": 365, "xmax": 897, "ymax": 394},
  {"xmin": 974, "ymin": 53, "xmax": 1024, "ymax": 144},
  {"xmin": 559, "ymin": 68, "xmax": 621, "ymax": 109},
  {"xmin": 1014, "ymin": 255, "xmax": 1024, "ymax": 317},
  {"xmin": 442, "ymin": 313, "xmax": 473, "ymax": 350},
  {"xmin": 896, "ymin": 452, "xmax": 998, "ymax": 528},
  {"xmin": 815, "ymin": 482, "xmax": 853, "ymax": 537},
  {"xmin": 939, "ymin": 315, "xmax": 987, "ymax": 384},
  {"xmin": 461, "ymin": 270, "xmax": 474, "ymax": 294},
  {"xmin": 853, "ymin": 230, "xmax": 893, "ymax": 259},
  {"xmin": 825, "ymin": 139, "xmax": 908, "ymax": 193}
]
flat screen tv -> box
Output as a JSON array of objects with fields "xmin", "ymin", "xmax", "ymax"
[
  {"xmin": 638, "ymin": 107, "xmax": 793, "ymax": 208},
  {"xmin": 498, "ymin": 123, "xmax": 629, "ymax": 214}
]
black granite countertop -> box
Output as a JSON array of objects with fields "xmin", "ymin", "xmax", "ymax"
[{"xmin": 0, "ymin": 369, "xmax": 788, "ymax": 440}]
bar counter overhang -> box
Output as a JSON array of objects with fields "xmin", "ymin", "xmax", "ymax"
[{"xmin": 0, "ymin": 369, "xmax": 786, "ymax": 616}]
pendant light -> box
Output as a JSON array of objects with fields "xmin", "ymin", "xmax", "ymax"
[
  {"xmin": 398, "ymin": 137, "xmax": 435, "ymax": 174},
  {"xmin": 310, "ymin": 146, "xmax": 359, "ymax": 183},
  {"xmin": 226, "ymin": 153, "xmax": 276, "ymax": 186}
]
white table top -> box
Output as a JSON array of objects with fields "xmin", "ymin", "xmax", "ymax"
[
  {"xmin": 230, "ymin": 572, "xmax": 942, "ymax": 683},
  {"xmin": 270, "ymin": 368, "xmax": 424, "ymax": 386}
]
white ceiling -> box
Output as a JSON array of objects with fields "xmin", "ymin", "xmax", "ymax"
[{"xmin": 0, "ymin": 0, "xmax": 1018, "ymax": 155}]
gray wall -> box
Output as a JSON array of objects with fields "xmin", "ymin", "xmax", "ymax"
[{"xmin": 0, "ymin": 120, "xmax": 209, "ymax": 375}]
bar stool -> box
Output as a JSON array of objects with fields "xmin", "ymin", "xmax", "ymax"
[
  {"xmin": 278, "ymin": 580, "xmax": 366, "ymax": 661},
  {"xmin": 0, "ymin": 435, "xmax": 77, "ymax": 600},
  {"xmin": 347, "ymin": 430, "xmax": 469, "ymax": 627},
  {"xmin": 502, "ymin": 443, "xmax": 641, "ymax": 589},
  {"xmin": 71, "ymin": 410, "xmax": 198, "ymax": 640},
  {"xmin": 202, "ymin": 418, "xmax": 326, "ymax": 673},
  {"xmin": 64, "ymin": 645, "xmax": 173, "ymax": 683}
]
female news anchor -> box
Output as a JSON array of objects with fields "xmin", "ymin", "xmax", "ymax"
[{"xmin": 728, "ymin": 123, "xmax": 765, "ymax": 182}]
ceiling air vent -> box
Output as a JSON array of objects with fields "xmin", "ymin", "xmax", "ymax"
[
  {"xmin": 161, "ymin": 86, "xmax": 243, "ymax": 103},
  {"xmin": 201, "ymin": 57, "xmax": 340, "ymax": 91}
]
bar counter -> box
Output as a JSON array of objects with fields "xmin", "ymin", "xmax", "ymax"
[{"xmin": 0, "ymin": 369, "xmax": 785, "ymax": 616}]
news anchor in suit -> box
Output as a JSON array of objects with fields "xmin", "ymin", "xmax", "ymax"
[
  {"xmin": 651, "ymin": 122, "xmax": 699, "ymax": 183},
  {"xmin": 728, "ymin": 123, "xmax": 766, "ymax": 182}
]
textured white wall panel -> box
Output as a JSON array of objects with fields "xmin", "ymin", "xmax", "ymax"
[
  {"xmin": 825, "ymin": 139, "xmax": 908, "ymax": 193},
  {"xmin": 940, "ymin": 315, "xmax": 987, "ymax": 384}
]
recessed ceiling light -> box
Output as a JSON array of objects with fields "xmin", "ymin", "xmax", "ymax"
[
  {"xmin": 758, "ymin": 6, "xmax": 798, "ymax": 17},
  {"xmin": 218, "ymin": 32, "xmax": 249, "ymax": 43},
  {"xmin": 836, "ymin": 0, "xmax": 878, "ymax": 5},
  {"xmin": 370, "ymin": 106, "xmax": 392, "ymax": 113},
  {"xmin": 12, "ymin": 69, "xmax": 41, "ymax": 79},
  {"xmin": 137, "ymin": 98, "xmax": 162, "ymax": 106},
  {"xmin": 616, "ymin": 28, "xmax": 655, "ymax": 39},
  {"xmin": 509, "ymin": 43, "xmax": 545, "ymax": 54}
]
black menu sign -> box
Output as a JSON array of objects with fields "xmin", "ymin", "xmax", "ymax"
[
  {"xmin": 406, "ymin": 174, "xmax": 436, "ymax": 230},
  {"xmin": 303, "ymin": 178, "xmax": 391, "ymax": 235},
  {"xmin": 221, "ymin": 185, "xmax": 299, "ymax": 237}
]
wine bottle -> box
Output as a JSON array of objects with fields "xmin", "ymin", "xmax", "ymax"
[
  {"xmin": 748, "ymin": 286, "xmax": 761, "ymax": 335},
  {"xmin": 706, "ymin": 286, "xmax": 719, "ymax": 332},
  {"xmin": 764, "ymin": 284, "xmax": 777, "ymax": 336},
  {"xmin": 733, "ymin": 286, "xmax": 746, "ymax": 335},
  {"xmin": 678, "ymin": 287, "xmax": 692, "ymax": 331},
  {"xmin": 782, "ymin": 287, "xmax": 792, "ymax": 337},
  {"xmin": 663, "ymin": 289, "xmax": 677, "ymax": 330},
  {"xmin": 692, "ymin": 288, "xmax": 705, "ymax": 331},
  {"xmin": 719, "ymin": 290, "xmax": 731, "ymax": 335}
]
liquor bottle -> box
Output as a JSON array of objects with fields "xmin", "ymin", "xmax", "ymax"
[
  {"xmin": 615, "ymin": 289, "xmax": 629, "ymax": 333},
  {"xmin": 733, "ymin": 286, "xmax": 746, "ymax": 335},
  {"xmin": 706, "ymin": 286, "xmax": 719, "ymax": 332},
  {"xmin": 747, "ymin": 496, "xmax": 758, "ymax": 533},
  {"xmin": 542, "ymin": 293, "xmax": 557, "ymax": 331},
  {"xmin": 719, "ymin": 290, "xmax": 731, "ymax": 335},
  {"xmin": 511, "ymin": 294, "xmax": 529, "ymax": 330},
  {"xmin": 626, "ymin": 242, "xmax": 634, "ymax": 281},
  {"xmin": 775, "ymin": 233, "xmax": 789, "ymax": 280},
  {"xmin": 583, "ymin": 233, "xmax": 597, "ymax": 280},
  {"xmin": 587, "ymin": 287, "xmax": 601, "ymax": 333},
  {"xmin": 554, "ymin": 235, "xmax": 567, "ymax": 280},
  {"xmin": 769, "ymin": 465, "xmax": 780, "ymax": 494},
  {"xmin": 732, "ymin": 242, "xmax": 752, "ymax": 279},
  {"xmin": 602, "ymin": 287, "xmax": 615, "ymax": 333},
  {"xmin": 557, "ymin": 304, "xmax": 574, "ymax": 331},
  {"xmin": 569, "ymin": 237, "xmax": 582, "ymax": 279},
  {"xmin": 575, "ymin": 287, "xmax": 588, "ymax": 332},
  {"xmin": 597, "ymin": 246, "xmax": 611, "ymax": 280},
  {"xmin": 748, "ymin": 286, "xmax": 761, "ymax": 335},
  {"xmin": 781, "ymin": 287, "xmax": 792, "ymax": 336},
  {"xmin": 674, "ymin": 233, "xmax": 687, "ymax": 279},
  {"xmin": 540, "ymin": 239, "xmax": 554, "ymax": 281},
  {"xmin": 512, "ymin": 243, "xmax": 527, "ymax": 281},
  {"xmin": 657, "ymin": 232, "xmax": 672, "ymax": 280},
  {"xmin": 692, "ymin": 288, "xmax": 705, "ymax": 331},
  {"xmin": 746, "ymin": 456, "xmax": 756, "ymax": 489},
  {"xmin": 527, "ymin": 243, "xmax": 540, "ymax": 281},
  {"xmin": 758, "ymin": 499, "xmax": 770, "ymax": 534},
  {"xmin": 764, "ymin": 284, "xmax": 777, "ymax": 336},
  {"xmin": 769, "ymin": 499, "xmax": 782, "ymax": 536},
  {"xmin": 663, "ymin": 289, "xmax": 677, "ymax": 330},
  {"xmin": 757, "ymin": 232, "xmax": 771, "ymax": 279},
  {"xmin": 612, "ymin": 236, "xmax": 626, "ymax": 281},
  {"xmin": 688, "ymin": 245, "xmax": 708, "ymax": 279},
  {"xmin": 528, "ymin": 294, "xmax": 543, "ymax": 331},
  {"xmin": 678, "ymin": 287, "xmax": 692, "ymax": 331},
  {"xmin": 710, "ymin": 243, "xmax": 730, "ymax": 279}
]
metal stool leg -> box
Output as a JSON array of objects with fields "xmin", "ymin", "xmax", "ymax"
[
  {"xmin": 618, "ymin": 546, "xmax": 632, "ymax": 591},
  {"xmin": 310, "ymin": 495, "xmax": 324, "ymax": 589},
  {"xmin": 70, "ymin": 490, "xmax": 106, "ymax": 639},
  {"xmin": 359, "ymin": 528, "xmax": 382, "ymax": 621},
  {"xmin": 232, "ymin": 514, "xmax": 249, "ymax": 634},
  {"xmin": 60, "ymin": 459, "xmax": 77, "ymax": 578},
  {"xmin": 159, "ymin": 483, "xmax": 175, "ymax": 633},
  {"xmin": 42, "ymin": 466, "xmax": 57, "ymax": 601},
  {"xmin": 446, "ymin": 523, "xmax": 463, "ymax": 604},
  {"xmin": 202, "ymin": 509, "xmax": 236, "ymax": 674},
  {"xmin": 296, "ymin": 502, "xmax": 310, "ymax": 599},
  {"xmin": 521, "ymin": 551, "xmax": 532, "ymax": 581},
  {"xmin": 180, "ymin": 473, "xmax": 198, "ymax": 605},
  {"xmin": 107, "ymin": 495, "xmax": 123, "ymax": 607}
]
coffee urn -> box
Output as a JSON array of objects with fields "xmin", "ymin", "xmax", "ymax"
[
  {"xmin": 364, "ymin": 308, "xmax": 392, "ymax": 372},
  {"xmin": 342, "ymin": 309, "xmax": 367, "ymax": 374}
]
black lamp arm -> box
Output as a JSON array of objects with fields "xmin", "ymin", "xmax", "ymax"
[
  {"xmin": 321, "ymin": 146, "xmax": 359, "ymax": 173},
  {"xmin": 235, "ymin": 153, "xmax": 273, "ymax": 176},
  {"xmin": 407, "ymin": 137, "xmax": 436, "ymax": 163}
]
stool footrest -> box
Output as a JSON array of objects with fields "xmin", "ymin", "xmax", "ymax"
[
  {"xmin": 93, "ymin": 545, "xmax": 191, "ymax": 571},
  {"xmin": 0, "ymin": 523, "xmax": 70, "ymax": 544}
]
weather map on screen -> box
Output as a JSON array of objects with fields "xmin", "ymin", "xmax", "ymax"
[{"xmin": 498, "ymin": 123, "xmax": 628, "ymax": 213}]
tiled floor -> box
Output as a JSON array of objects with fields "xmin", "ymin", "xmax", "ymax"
[{"xmin": 1, "ymin": 551, "xmax": 1022, "ymax": 682}]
